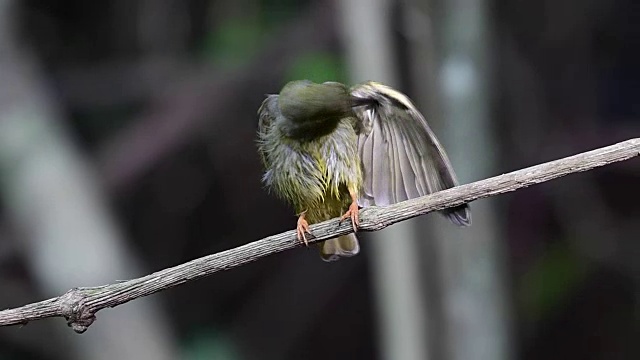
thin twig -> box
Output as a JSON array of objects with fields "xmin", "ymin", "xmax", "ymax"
[{"xmin": 1, "ymin": 138, "xmax": 638, "ymax": 333}]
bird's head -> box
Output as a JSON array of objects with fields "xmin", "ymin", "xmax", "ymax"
[{"xmin": 278, "ymin": 80, "xmax": 352, "ymax": 123}]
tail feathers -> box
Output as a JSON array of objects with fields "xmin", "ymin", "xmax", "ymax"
[
  {"xmin": 319, "ymin": 234, "xmax": 360, "ymax": 262},
  {"xmin": 442, "ymin": 204, "xmax": 472, "ymax": 227}
]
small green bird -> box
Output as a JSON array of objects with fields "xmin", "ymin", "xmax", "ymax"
[{"xmin": 257, "ymin": 80, "xmax": 470, "ymax": 262}]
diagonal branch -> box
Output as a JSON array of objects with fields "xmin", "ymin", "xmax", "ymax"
[{"xmin": 0, "ymin": 138, "xmax": 638, "ymax": 333}]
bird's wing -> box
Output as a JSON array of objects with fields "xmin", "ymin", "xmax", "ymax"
[
  {"xmin": 257, "ymin": 94, "xmax": 279, "ymax": 167},
  {"xmin": 351, "ymin": 81, "xmax": 470, "ymax": 226}
]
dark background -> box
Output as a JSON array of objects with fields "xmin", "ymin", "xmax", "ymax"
[{"xmin": 0, "ymin": 0, "xmax": 638, "ymax": 359}]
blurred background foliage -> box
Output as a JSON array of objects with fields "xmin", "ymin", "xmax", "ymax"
[{"xmin": 0, "ymin": 0, "xmax": 638, "ymax": 359}]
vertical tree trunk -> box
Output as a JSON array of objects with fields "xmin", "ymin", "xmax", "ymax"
[
  {"xmin": 427, "ymin": 0, "xmax": 513, "ymax": 359},
  {"xmin": 337, "ymin": 1, "xmax": 432, "ymax": 359},
  {"xmin": 0, "ymin": 1, "xmax": 178, "ymax": 359}
]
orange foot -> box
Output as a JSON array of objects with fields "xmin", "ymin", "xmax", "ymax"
[
  {"xmin": 296, "ymin": 213, "xmax": 311, "ymax": 246},
  {"xmin": 340, "ymin": 201, "xmax": 360, "ymax": 232}
]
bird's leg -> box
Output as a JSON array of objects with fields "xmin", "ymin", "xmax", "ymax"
[
  {"xmin": 340, "ymin": 192, "xmax": 360, "ymax": 232},
  {"xmin": 296, "ymin": 211, "xmax": 311, "ymax": 246}
]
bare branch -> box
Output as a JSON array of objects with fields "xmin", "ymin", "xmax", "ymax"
[{"xmin": 1, "ymin": 138, "xmax": 638, "ymax": 333}]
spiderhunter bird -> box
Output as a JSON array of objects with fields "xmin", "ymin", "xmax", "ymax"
[{"xmin": 257, "ymin": 80, "xmax": 470, "ymax": 262}]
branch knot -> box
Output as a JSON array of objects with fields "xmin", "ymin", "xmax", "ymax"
[{"xmin": 59, "ymin": 288, "xmax": 96, "ymax": 334}]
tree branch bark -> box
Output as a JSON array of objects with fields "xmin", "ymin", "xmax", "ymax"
[{"xmin": 1, "ymin": 138, "xmax": 638, "ymax": 333}]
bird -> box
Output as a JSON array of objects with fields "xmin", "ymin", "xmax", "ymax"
[{"xmin": 257, "ymin": 80, "xmax": 470, "ymax": 262}]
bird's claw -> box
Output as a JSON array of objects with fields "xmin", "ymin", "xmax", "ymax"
[
  {"xmin": 296, "ymin": 216, "xmax": 311, "ymax": 246},
  {"xmin": 340, "ymin": 202, "xmax": 360, "ymax": 232}
]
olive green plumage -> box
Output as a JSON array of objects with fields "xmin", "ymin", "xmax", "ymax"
[{"xmin": 257, "ymin": 80, "xmax": 470, "ymax": 262}]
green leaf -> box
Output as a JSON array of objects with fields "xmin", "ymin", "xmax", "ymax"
[
  {"xmin": 202, "ymin": 18, "xmax": 264, "ymax": 69},
  {"xmin": 519, "ymin": 242, "xmax": 587, "ymax": 322},
  {"xmin": 285, "ymin": 52, "xmax": 347, "ymax": 84},
  {"xmin": 183, "ymin": 329, "xmax": 239, "ymax": 360}
]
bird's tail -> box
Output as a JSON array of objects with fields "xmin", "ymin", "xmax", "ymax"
[{"xmin": 318, "ymin": 234, "xmax": 360, "ymax": 262}]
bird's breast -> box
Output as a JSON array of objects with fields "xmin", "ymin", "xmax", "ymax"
[{"xmin": 263, "ymin": 118, "xmax": 362, "ymax": 218}]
